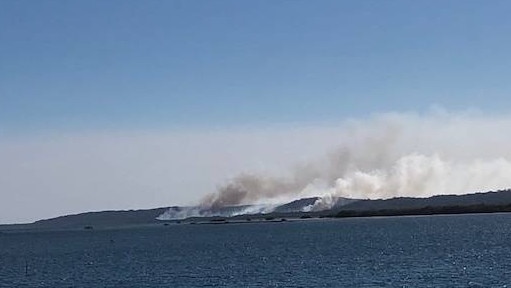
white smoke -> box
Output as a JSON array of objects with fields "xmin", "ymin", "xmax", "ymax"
[
  {"xmin": 203, "ymin": 110, "xmax": 511, "ymax": 210},
  {"xmin": 3, "ymin": 109, "xmax": 511, "ymax": 223},
  {"xmin": 156, "ymin": 204, "xmax": 278, "ymax": 220},
  {"xmin": 309, "ymin": 154, "xmax": 511, "ymax": 210}
]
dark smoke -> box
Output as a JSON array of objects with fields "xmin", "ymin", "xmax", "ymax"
[{"xmin": 200, "ymin": 111, "xmax": 511, "ymax": 209}]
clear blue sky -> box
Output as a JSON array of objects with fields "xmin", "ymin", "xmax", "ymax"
[{"xmin": 1, "ymin": 0, "xmax": 511, "ymax": 132}]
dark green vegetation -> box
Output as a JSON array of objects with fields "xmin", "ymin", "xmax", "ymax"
[
  {"xmin": 335, "ymin": 203, "xmax": 511, "ymax": 218},
  {"xmin": 339, "ymin": 190, "xmax": 511, "ymax": 211},
  {"xmin": 2, "ymin": 190, "xmax": 511, "ymax": 232},
  {"xmin": 333, "ymin": 189, "xmax": 511, "ymax": 218}
]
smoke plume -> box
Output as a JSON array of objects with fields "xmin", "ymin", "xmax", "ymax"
[{"xmin": 201, "ymin": 110, "xmax": 511, "ymax": 210}]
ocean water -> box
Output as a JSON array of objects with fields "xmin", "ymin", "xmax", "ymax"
[{"xmin": 1, "ymin": 214, "xmax": 511, "ymax": 287}]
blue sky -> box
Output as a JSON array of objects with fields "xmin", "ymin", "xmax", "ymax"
[
  {"xmin": 2, "ymin": 0, "xmax": 511, "ymax": 133},
  {"xmin": 2, "ymin": 1, "xmax": 511, "ymax": 223}
]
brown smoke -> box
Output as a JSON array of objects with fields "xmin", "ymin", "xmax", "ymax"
[{"xmin": 201, "ymin": 111, "xmax": 511, "ymax": 209}]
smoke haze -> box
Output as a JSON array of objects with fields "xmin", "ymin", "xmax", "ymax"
[
  {"xmin": 0, "ymin": 124, "xmax": 340, "ymax": 223},
  {"xmin": 3, "ymin": 110, "xmax": 511, "ymax": 223},
  {"xmin": 202, "ymin": 110, "xmax": 511, "ymax": 210}
]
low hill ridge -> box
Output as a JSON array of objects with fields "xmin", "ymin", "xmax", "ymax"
[{"xmin": 2, "ymin": 189, "xmax": 511, "ymax": 231}]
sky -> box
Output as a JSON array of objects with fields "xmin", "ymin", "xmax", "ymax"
[{"xmin": 1, "ymin": 1, "xmax": 511, "ymax": 223}]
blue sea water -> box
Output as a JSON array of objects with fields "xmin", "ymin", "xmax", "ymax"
[{"xmin": 1, "ymin": 214, "xmax": 511, "ymax": 287}]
